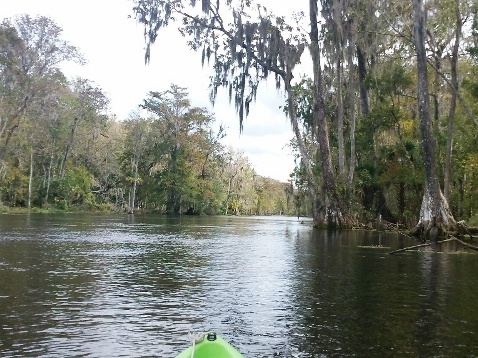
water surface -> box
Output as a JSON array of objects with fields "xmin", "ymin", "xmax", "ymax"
[{"xmin": 1, "ymin": 214, "xmax": 478, "ymax": 357}]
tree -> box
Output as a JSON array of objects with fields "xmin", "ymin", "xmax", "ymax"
[
  {"xmin": 320, "ymin": 0, "xmax": 348, "ymax": 181},
  {"xmin": 412, "ymin": 0, "xmax": 455, "ymax": 233},
  {"xmin": 141, "ymin": 84, "xmax": 217, "ymax": 214},
  {"xmin": 438, "ymin": 0, "xmax": 464, "ymax": 202},
  {"xmin": 0, "ymin": 15, "xmax": 82, "ymax": 162},
  {"xmin": 133, "ymin": 0, "xmax": 356, "ymax": 227},
  {"xmin": 59, "ymin": 78, "xmax": 110, "ymax": 178},
  {"xmin": 121, "ymin": 112, "xmax": 153, "ymax": 212},
  {"xmin": 83, "ymin": 119, "xmax": 123, "ymax": 207},
  {"xmin": 220, "ymin": 148, "xmax": 256, "ymax": 215}
]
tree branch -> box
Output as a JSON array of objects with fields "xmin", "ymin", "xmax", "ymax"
[
  {"xmin": 176, "ymin": 9, "xmax": 288, "ymax": 79},
  {"xmin": 388, "ymin": 236, "xmax": 478, "ymax": 254},
  {"xmin": 427, "ymin": 59, "xmax": 478, "ymax": 127}
]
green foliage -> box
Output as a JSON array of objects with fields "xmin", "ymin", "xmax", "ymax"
[
  {"xmin": 48, "ymin": 166, "xmax": 95, "ymax": 208},
  {"xmin": 463, "ymin": 77, "xmax": 478, "ymax": 99},
  {"xmin": 356, "ymin": 166, "xmax": 375, "ymax": 188},
  {"xmin": 364, "ymin": 65, "xmax": 413, "ymax": 98},
  {"xmin": 289, "ymin": 78, "xmax": 314, "ymax": 131},
  {"xmin": 254, "ymin": 177, "xmax": 290, "ymax": 215},
  {"xmin": 4, "ymin": 5, "xmax": 478, "ymax": 226},
  {"xmin": 468, "ymin": 214, "xmax": 478, "ymax": 227},
  {"xmin": 0, "ymin": 166, "xmax": 29, "ymax": 206},
  {"xmin": 112, "ymin": 85, "xmax": 292, "ymax": 216}
]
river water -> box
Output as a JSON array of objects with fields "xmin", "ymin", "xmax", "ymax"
[{"xmin": 1, "ymin": 214, "xmax": 478, "ymax": 357}]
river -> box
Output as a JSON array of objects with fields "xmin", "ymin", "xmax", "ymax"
[{"xmin": 1, "ymin": 213, "xmax": 478, "ymax": 357}]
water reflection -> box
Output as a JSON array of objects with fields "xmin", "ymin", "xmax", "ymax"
[
  {"xmin": 289, "ymin": 230, "xmax": 478, "ymax": 357},
  {"xmin": 1, "ymin": 214, "xmax": 478, "ymax": 357}
]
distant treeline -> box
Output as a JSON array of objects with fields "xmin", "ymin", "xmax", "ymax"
[{"xmin": 0, "ymin": 15, "xmax": 303, "ymax": 216}]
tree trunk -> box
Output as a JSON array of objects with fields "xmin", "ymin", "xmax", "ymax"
[
  {"xmin": 427, "ymin": 27, "xmax": 443, "ymax": 156},
  {"xmin": 0, "ymin": 98, "xmax": 28, "ymax": 162},
  {"xmin": 225, "ymin": 176, "xmax": 233, "ymax": 216},
  {"xmin": 347, "ymin": 29, "xmax": 356, "ymax": 190},
  {"xmin": 0, "ymin": 122, "xmax": 20, "ymax": 162},
  {"xmin": 432, "ymin": 57, "xmax": 441, "ymax": 126},
  {"xmin": 45, "ymin": 148, "xmax": 54, "ymax": 204},
  {"xmin": 444, "ymin": 0, "xmax": 461, "ymax": 201},
  {"xmin": 309, "ymin": 0, "xmax": 347, "ymax": 227},
  {"xmin": 356, "ymin": 45, "xmax": 369, "ymax": 117},
  {"xmin": 131, "ymin": 158, "xmax": 139, "ymax": 212},
  {"xmin": 336, "ymin": 53, "xmax": 346, "ymax": 179},
  {"xmin": 28, "ymin": 147, "xmax": 33, "ymax": 209},
  {"xmin": 413, "ymin": 0, "xmax": 455, "ymax": 229},
  {"xmin": 285, "ymin": 74, "xmax": 320, "ymax": 221},
  {"xmin": 167, "ymin": 144, "xmax": 178, "ymax": 214},
  {"xmin": 398, "ymin": 182, "xmax": 405, "ymax": 223},
  {"xmin": 60, "ymin": 116, "xmax": 79, "ymax": 178}
]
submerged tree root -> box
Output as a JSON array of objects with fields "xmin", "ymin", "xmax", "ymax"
[{"xmin": 387, "ymin": 236, "xmax": 478, "ymax": 254}]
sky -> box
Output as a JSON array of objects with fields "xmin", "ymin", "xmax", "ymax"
[{"xmin": 2, "ymin": 0, "xmax": 310, "ymax": 182}]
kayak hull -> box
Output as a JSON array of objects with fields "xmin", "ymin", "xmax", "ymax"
[{"xmin": 175, "ymin": 332, "xmax": 244, "ymax": 358}]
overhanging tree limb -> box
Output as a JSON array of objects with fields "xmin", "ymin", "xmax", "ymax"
[{"xmin": 427, "ymin": 59, "xmax": 478, "ymax": 127}]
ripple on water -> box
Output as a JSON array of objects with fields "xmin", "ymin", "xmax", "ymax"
[{"xmin": 1, "ymin": 215, "xmax": 478, "ymax": 357}]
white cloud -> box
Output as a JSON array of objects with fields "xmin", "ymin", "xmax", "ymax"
[{"xmin": 2, "ymin": 0, "xmax": 299, "ymax": 182}]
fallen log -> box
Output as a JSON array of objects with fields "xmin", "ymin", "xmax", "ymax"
[
  {"xmin": 387, "ymin": 239, "xmax": 454, "ymax": 254},
  {"xmin": 388, "ymin": 236, "xmax": 478, "ymax": 254},
  {"xmin": 449, "ymin": 236, "xmax": 478, "ymax": 251}
]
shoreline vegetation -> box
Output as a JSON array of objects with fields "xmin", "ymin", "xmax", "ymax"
[
  {"xmin": 3, "ymin": 203, "xmax": 477, "ymax": 254},
  {"xmin": 2, "ymin": 8, "xmax": 478, "ymax": 232},
  {"xmin": 0, "ymin": 204, "xmax": 295, "ymax": 216}
]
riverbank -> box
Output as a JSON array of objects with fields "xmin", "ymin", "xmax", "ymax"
[{"xmin": 0, "ymin": 203, "xmax": 114, "ymax": 215}]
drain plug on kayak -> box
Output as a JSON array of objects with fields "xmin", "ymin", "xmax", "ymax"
[{"xmin": 207, "ymin": 332, "xmax": 217, "ymax": 341}]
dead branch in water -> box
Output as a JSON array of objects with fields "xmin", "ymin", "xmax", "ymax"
[
  {"xmin": 450, "ymin": 236, "xmax": 478, "ymax": 251},
  {"xmin": 387, "ymin": 236, "xmax": 478, "ymax": 254},
  {"xmin": 387, "ymin": 239, "xmax": 454, "ymax": 254}
]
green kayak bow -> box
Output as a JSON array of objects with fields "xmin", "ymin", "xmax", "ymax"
[{"xmin": 175, "ymin": 332, "xmax": 244, "ymax": 358}]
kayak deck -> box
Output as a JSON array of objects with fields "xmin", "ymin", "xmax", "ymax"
[{"xmin": 175, "ymin": 332, "xmax": 244, "ymax": 358}]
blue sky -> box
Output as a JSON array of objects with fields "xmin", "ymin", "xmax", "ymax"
[{"xmin": 2, "ymin": 0, "xmax": 310, "ymax": 182}]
